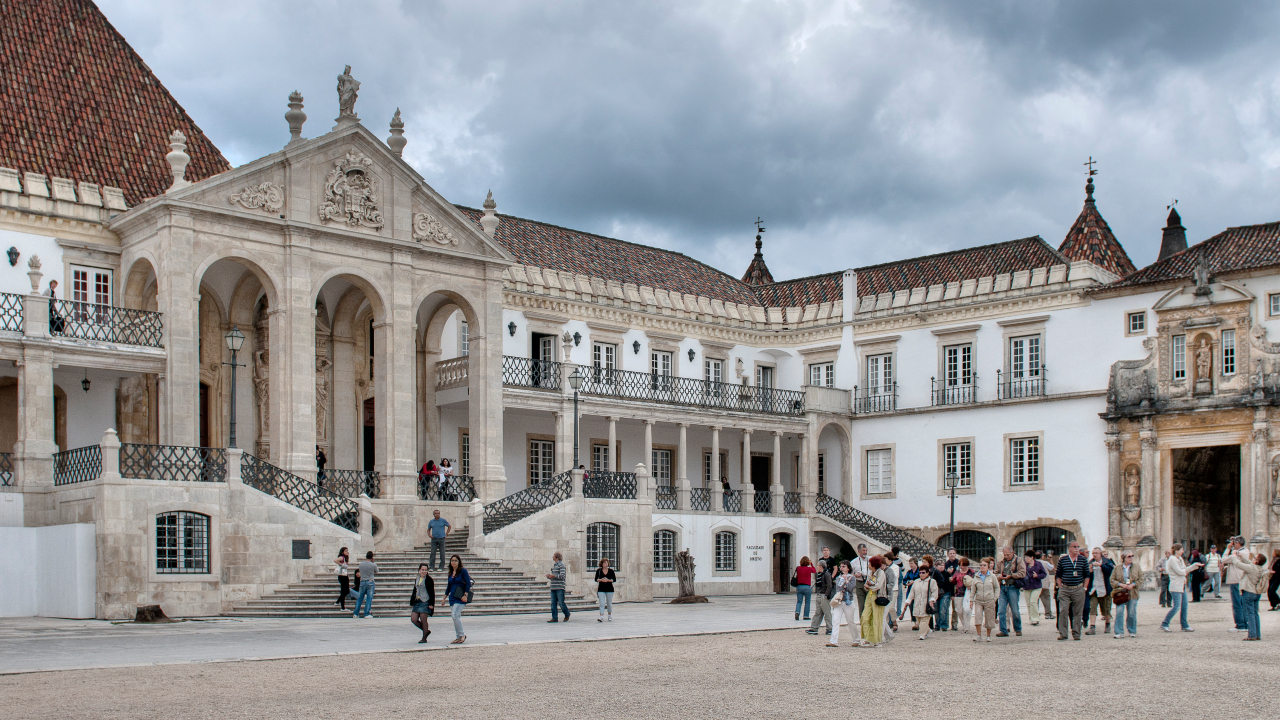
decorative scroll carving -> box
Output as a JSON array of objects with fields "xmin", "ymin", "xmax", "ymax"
[
  {"xmin": 412, "ymin": 212, "xmax": 457, "ymax": 246},
  {"xmin": 1107, "ymin": 337, "xmax": 1156, "ymax": 411},
  {"xmin": 318, "ymin": 152, "xmax": 384, "ymax": 230},
  {"xmin": 1250, "ymin": 321, "xmax": 1280, "ymax": 355},
  {"xmin": 230, "ymin": 182, "xmax": 285, "ymax": 213}
]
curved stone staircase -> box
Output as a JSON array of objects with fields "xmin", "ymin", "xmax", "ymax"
[{"xmin": 225, "ymin": 528, "xmax": 597, "ymax": 618}]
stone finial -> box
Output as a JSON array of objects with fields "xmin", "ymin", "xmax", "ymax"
[
  {"xmin": 387, "ymin": 109, "xmax": 406, "ymax": 157},
  {"xmin": 285, "ymin": 91, "xmax": 307, "ymax": 146},
  {"xmin": 27, "ymin": 254, "xmax": 42, "ymax": 293},
  {"xmin": 165, "ymin": 130, "xmax": 191, "ymax": 193},
  {"xmin": 480, "ymin": 190, "xmax": 500, "ymax": 237}
]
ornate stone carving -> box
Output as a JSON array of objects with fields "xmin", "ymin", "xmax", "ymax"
[
  {"xmin": 253, "ymin": 348, "xmax": 270, "ymax": 452},
  {"xmin": 318, "ymin": 152, "xmax": 384, "ymax": 230},
  {"xmin": 1123, "ymin": 464, "xmax": 1141, "ymax": 508},
  {"xmin": 1107, "ymin": 337, "xmax": 1155, "ymax": 411},
  {"xmin": 412, "ymin": 211, "xmax": 457, "ymax": 245},
  {"xmin": 1249, "ymin": 322, "xmax": 1280, "ymax": 355},
  {"xmin": 230, "ymin": 182, "xmax": 285, "ymax": 213},
  {"xmin": 315, "ymin": 354, "xmax": 332, "ymax": 442}
]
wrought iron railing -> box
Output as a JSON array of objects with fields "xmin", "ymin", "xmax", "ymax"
[
  {"xmin": 418, "ymin": 473, "xmax": 477, "ymax": 502},
  {"xmin": 815, "ymin": 493, "xmax": 945, "ymax": 559},
  {"xmin": 0, "ymin": 452, "xmax": 12, "ymax": 486},
  {"xmin": 784, "ymin": 491, "xmax": 801, "ymax": 514},
  {"xmin": 483, "ymin": 469, "xmax": 573, "ymax": 534},
  {"xmin": 655, "ymin": 485, "xmax": 677, "ymax": 510},
  {"xmin": 996, "ymin": 369, "xmax": 1046, "ymax": 400},
  {"xmin": 853, "ymin": 384, "xmax": 897, "ymax": 413},
  {"xmin": 320, "ymin": 469, "xmax": 381, "ymax": 498},
  {"xmin": 241, "ymin": 454, "xmax": 359, "ymax": 531},
  {"xmin": 690, "ymin": 487, "xmax": 711, "ymax": 511},
  {"xmin": 436, "ymin": 356, "xmax": 469, "ymax": 391},
  {"xmin": 502, "ymin": 355, "xmax": 562, "ymax": 391},
  {"xmin": 121, "ymin": 444, "xmax": 226, "ymax": 482},
  {"xmin": 50, "ymin": 300, "xmax": 163, "ymax": 347},
  {"xmin": 931, "ymin": 376, "xmax": 978, "ymax": 406},
  {"xmin": 576, "ymin": 365, "xmax": 806, "ymax": 416},
  {"xmin": 722, "ymin": 489, "xmax": 742, "ymax": 512},
  {"xmin": 0, "ymin": 293, "xmax": 22, "ymax": 332},
  {"xmin": 52, "ymin": 445, "xmax": 101, "ymax": 485},
  {"xmin": 754, "ymin": 491, "xmax": 772, "ymax": 513},
  {"xmin": 583, "ymin": 470, "xmax": 637, "ymax": 499}
]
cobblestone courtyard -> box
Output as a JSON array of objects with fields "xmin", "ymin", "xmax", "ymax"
[{"xmin": 3, "ymin": 597, "xmax": 1279, "ymax": 719}]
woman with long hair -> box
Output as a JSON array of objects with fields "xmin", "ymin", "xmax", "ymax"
[
  {"xmin": 595, "ymin": 557, "xmax": 617, "ymax": 621},
  {"xmin": 420, "ymin": 459, "xmax": 439, "ymax": 497},
  {"xmin": 826, "ymin": 560, "xmax": 858, "ymax": 647},
  {"xmin": 409, "ymin": 563, "xmax": 435, "ymax": 643},
  {"xmin": 446, "ymin": 554, "xmax": 472, "ymax": 644},
  {"xmin": 333, "ymin": 547, "xmax": 351, "ymax": 610},
  {"xmin": 858, "ymin": 556, "xmax": 888, "ymax": 647}
]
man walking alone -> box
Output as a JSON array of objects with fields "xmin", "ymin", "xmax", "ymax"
[
  {"xmin": 546, "ymin": 551, "xmax": 570, "ymax": 622},
  {"xmin": 806, "ymin": 558, "xmax": 836, "ymax": 636},
  {"xmin": 995, "ymin": 546, "xmax": 1025, "ymax": 637},
  {"xmin": 354, "ymin": 551, "xmax": 378, "ymax": 619},
  {"xmin": 1056, "ymin": 541, "xmax": 1089, "ymax": 640},
  {"xmin": 427, "ymin": 509, "xmax": 451, "ymax": 572}
]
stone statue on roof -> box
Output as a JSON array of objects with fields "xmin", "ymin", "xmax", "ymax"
[{"xmin": 337, "ymin": 65, "xmax": 360, "ymax": 119}]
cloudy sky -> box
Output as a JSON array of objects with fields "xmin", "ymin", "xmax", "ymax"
[{"xmin": 99, "ymin": 0, "xmax": 1280, "ymax": 281}]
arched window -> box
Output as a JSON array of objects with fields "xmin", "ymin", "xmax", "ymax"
[
  {"xmin": 156, "ymin": 511, "xmax": 210, "ymax": 574},
  {"xmin": 1013, "ymin": 526, "xmax": 1076, "ymax": 558},
  {"xmin": 586, "ymin": 522, "xmax": 619, "ymax": 569},
  {"xmin": 939, "ymin": 529, "xmax": 995, "ymax": 563},
  {"xmin": 715, "ymin": 531, "xmax": 738, "ymax": 571},
  {"xmin": 653, "ymin": 530, "xmax": 676, "ymax": 572}
]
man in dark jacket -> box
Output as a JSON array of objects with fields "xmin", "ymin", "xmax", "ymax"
[
  {"xmin": 1085, "ymin": 547, "xmax": 1116, "ymax": 635},
  {"xmin": 806, "ymin": 557, "xmax": 837, "ymax": 635}
]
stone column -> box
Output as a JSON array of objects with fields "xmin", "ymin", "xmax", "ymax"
[
  {"xmin": 468, "ymin": 269, "xmax": 509, "ymax": 502},
  {"xmin": 273, "ymin": 227, "xmax": 315, "ymax": 477},
  {"xmin": 643, "ymin": 419, "xmax": 653, "ymax": 473},
  {"xmin": 710, "ymin": 425, "xmax": 721, "ymax": 490},
  {"xmin": 16, "ymin": 292, "xmax": 56, "ymax": 522},
  {"xmin": 677, "ymin": 423, "xmax": 690, "ymax": 509},
  {"xmin": 1249, "ymin": 411, "xmax": 1270, "ymax": 543},
  {"xmin": 770, "ymin": 430, "xmax": 784, "ymax": 514},
  {"xmin": 740, "ymin": 428, "xmax": 754, "ymax": 512},
  {"xmin": 607, "ymin": 416, "xmax": 618, "ymax": 471},
  {"xmin": 155, "ymin": 210, "xmax": 201, "ymax": 447},
  {"xmin": 377, "ymin": 249, "xmax": 419, "ymax": 503},
  {"xmin": 798, "ymin": 431, "xmax": 812, "ymax": 513},
  {"xmin": 1139, "ymin": 417, "xmax": 1158, "ymax": 543},
  {"xmin": 554, "ymin": 410, "xmax": 568, "ymax": 473},
  {"xmin": 1105, "ymin": 424, "xmax": 1122, "ymax": 541}
]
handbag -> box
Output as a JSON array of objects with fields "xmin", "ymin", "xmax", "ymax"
[
  {"xmin": 923, "ymin": 578, "xmax": 937, "ymax": 614},
  {"xmin": 1113, "ymin": 588, "xmax": 1131, "ymax": 605},
  {"xmin": 790, "ymin": 570, "xmax": 798, "ymax": 589},
  {"xmin": 875, "ymin": 596, "xmax": 890, "ymax": 606}
]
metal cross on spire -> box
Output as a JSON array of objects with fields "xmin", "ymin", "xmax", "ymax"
[
  {"xmin": 754, "ymin": 217, "xmax": 766, "ymax": 235},
  {"xmin": 1084, "ymin": 156, "xmax": 1098, "ymax": 177}
]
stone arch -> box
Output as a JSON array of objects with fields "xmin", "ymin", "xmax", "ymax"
[
  {"xmin": 122, "ymin": 255, "xmax": 159, "ymax": 311},
  {"xmin": 416, "ymin": 290, "xmax": 484, "ymax": 471},
  {"xmin": 313, "ymin": 275, "xmax": 387, "ymax": 474},
  {"xmin": 816, "ymin": 420, "xmax": 851, "ymax": 502},
  {"xmin": 312, "ymin": 267, "xmax": 387, "ymax": 324},
  {"xmin": 193, "ymin": 251, "xmax": 282, "ymax": 312}
]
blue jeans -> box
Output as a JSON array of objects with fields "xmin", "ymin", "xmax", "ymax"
[
  {"xmin": 1162, "ymin": 590, "xmax": 1189, "ymax": 630},
  {"xmin": 430, "ymin": 538, "xmax": 447, "ymax": 570},
  {"xmin": 1242, "ymin": 590, "xmax": 1261, "ymax": 639},
  {"xmin": 1208, "ymin": 572, "xmax": 1221, "ymax": 597},
  {"xmin": 1229, "ymin": 583, "xmax": 1246, "ymax": 629},
  {"xmin": 933, "ymin": 593, "xmax": 952, "ymax": 630},
  {"xmin": 1113, "ymin": 598, "xmax": 1139, "ymax": 636},
  {"xmin": 551, "ymin": 589, "xmax": 569, "ymax": 620},
  {"xmin": 998, "ymin": 585, "xmax": 1022, "ymax": 633},
  {"xmin": 451, "ymin": 602, "xmax": 465, "ymax": 638},
  {"xmin": 354, "ymin": 581, "xmax": 375, "ymax": 617},
  {"xmin": 795, "ymin": 584, "xmax": 812, "ymax": 617}
]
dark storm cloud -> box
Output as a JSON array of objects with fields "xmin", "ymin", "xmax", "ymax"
[{"xmin": 99, "ymin": 1, "xmax": 1280, "ymax": 282}]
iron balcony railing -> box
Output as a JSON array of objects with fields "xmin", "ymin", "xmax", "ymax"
[
  {"xmin": 0, "ymin": 452, "xmax": 12, "ymax": 486},
  {"xmin": 815, "ymin": 493, "xmax": 945, "ymax": 559},
  {"xmin": 576, "ymin": 365, "xmax": 806, "ymax": 417},
  {"xmin": 583, "ymin": 470, "xmax": 637, "ymax": 500},
  {"xmin": 0, "ymin": 293, "xmax": 22, "ymax": 332},
  {"xmin": 320, "ymin": 469, "xmax": 381, "ymax": 498},
  {"xmin": 53, "ymin": 445, "xmax": 101, "ymax": 485},
  {"xmin": 690, "ymin": 487, "xmax": 711, "ymax": 511},
  {"xmin": 417, "ymin": 473, "xmax": 477, "ymax": 502},
  {"xmin": 853, "ymin": 384, "xmax": 898, "ymax": 414},
  {"xmin": 754, "ymin": 491, "xmax": 772, "ymax": 513},
  {"xmin": 655, "ymin": 485, "xmax": 677, "ymax": 510},
  {"xmin": 996, "ymin": 369, "xmax": 1046, "ymax": 400},
  {"xmin": 722, "ymin": 489, "xmax": 742, "ymax": 513},
  {"xmin": 502, "ymin": 355, "xmax": 562, "ymax": 391},
  {"xmin": 121, "ymin": 444, "xmax": 226, "ymax": 482},
  {"xmin": 483, "ymin": 469, "xmax": 573, "ymax": 534},
  {"xmin": 242, "ymin": 454, "xmax": 359, "ymax": 531},
  {"xmin": 50, "ymin": 299, "xmax": 163, "ymax": 347},
  {"xmin": 784, "ymin": 491, "xmax": 801, "ymax": 514},
  {"xmin": 931, "ymin": 376, "xmax": 978, "ymax": 406}
]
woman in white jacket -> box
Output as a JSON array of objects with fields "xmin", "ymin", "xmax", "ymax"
[
  {"xmin": 1160, "ymin": 543, "xmax": 1202, "ymax": 632},
  {"xmin": 906, "ymin": 569, "xmax": 940, "ymax": 640},
  {"xmin": 826, "ymin": 561, "xmax": 861, "ymax": 647}
]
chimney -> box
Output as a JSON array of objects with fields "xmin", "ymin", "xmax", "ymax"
[{"xmin": 1158, "ymin": 206, "xmax": 1187, "ymax": 261}]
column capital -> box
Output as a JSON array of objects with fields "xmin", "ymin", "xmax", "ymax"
[
  {"xmin": 643, "ymin": 418, "xmax": 655, "ymax": 426},
  {"xmin": 772, "ymin": 429, "xmax": 783, "ymax": 437},
  {"xmin": 710, "ymin": 425, "xmax": 721, "ymax": 432},
  {"xmin": 677, "ymin": 421, "xmax": 689, "ymax": 428},
  {"xmin": 607, "ymin": 415, "xmax": 620, "ymax": 423}
]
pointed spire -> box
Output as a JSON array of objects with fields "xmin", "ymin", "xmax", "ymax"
[
  {"xmin": 1057, "ymin": 174, "xmax": 1137, "ymax": 277},
  {"xmin": 387, "ymin": 109, "xmax": 406, "ymax": 157},
  {"xmin": 285, "ymin": 91, "xmax": 306, "ymax": 146},
  {"xmin": 480, "ymin": 190, "xmax": 500, "ymax": 237},
  {"xmin": 741, "ymin": 219, "xmax": 774, "ymax": 285},
  {"xmin": 1158, "ymin": 203, "xmax": 1187, "ymax": 261},
  {"xmin": 164, "ymin": 129, "xmax": 190, "ymax": 193}
]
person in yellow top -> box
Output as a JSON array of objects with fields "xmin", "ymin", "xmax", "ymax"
[{"xmin": 858, "ymin": 556, "xmax": 889, "ymax": 646}]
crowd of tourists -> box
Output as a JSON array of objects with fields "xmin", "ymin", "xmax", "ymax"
[{"xmin": 794, "ymin": 536, "xmax": 1278, "ymax": 647}]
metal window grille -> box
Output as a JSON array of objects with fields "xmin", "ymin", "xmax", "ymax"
[
  {"xmin": 1012, "ymin": 526, "xmax": 1076, "ymax": 557},
  {"xmin": 1010, "ymin": 437, "xmax": 1040, "ymax": 485},
  {"xmin": 944, "ymin": 442, "xmax": 972, "ymax": 488},
  {"xmin": 1173, "ymin": 335, "xmax": 1186, "ymax": 380},
  {"xmin": 866, "ymin": 448, "xmax": 892, "ymax": 494},
  {"xmin": 461, "ymin": 433, "xmax": 470, "ymax": 476},
  {"xmin": 652, "ymin": 448, "xmax": 671, "ymax": 485},
  {"xmin": 653, "ymin": 530, "xmax": 676, "ymax": 572},
  {"xmin": 0, "ymin": 293, "xmax": 23, "ymax": 332},
  {"xmin": 1128, "ymin": 312, "xmax": 1146, "ymax": 333},
  {"xmin": 715, "ymin": 531, "xmax": 737, "ymax": 571},
  {"xmin": 156, "ymin": 511, "xmax": 210, "ymax": 574},
  {"xmin": 586, "ymin": 522, "xmax": 619, "ymax": 570},
  {"xmin": 1222, "ymin": 329, "xmax": 1236, "ymax": 375},
  {"xmin": 529, "ymin": 440, "xmax": 554, "ymax": 485},
  {"xmin": 816, "ymin": 453, "xmax": 825, "ymax": 496}
]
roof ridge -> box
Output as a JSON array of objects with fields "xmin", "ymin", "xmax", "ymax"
[{"xmin": 851, "ymin": 235, "xmax": 1063, "ymax": 274}]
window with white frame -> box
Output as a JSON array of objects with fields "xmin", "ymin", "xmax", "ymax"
[
  {"xmin": 651, "ymin": 448, "xmax": 672, "ymax": 486},
  {"xmin": 460, "ymin": 432, "xmax": 470, "ymax": 476},
  {"xmin": 715, "ymin": 530, "xmax": 738, "ymax": 571},
  {"xmin": 529, "ymin": 439, "xmax": 555, "ymax": 485},
  {"xmin": 866, "ymin": 353, "xmax": 893, "ymax": 395},
  {"xmin": 703, "ymin": 450, "xmax": 727, "ymax": 487},
  {"xmin": 156, "ymin": 511, "xmax": 210, "ymax": 574},
  {"xmin": 817, "ymin": 452, "xmax": 826, "ymax": 496},
  {"xmin": 651, "ymin": 350, "xmax": 672, "ymax": 376},
  {"xmin": 1222, "ymin": 329, "xmax": 1236, "ymax": 375},
  {"xmin": 586, "ymin": 522, "xmax": 619, "ymax": 569},
  {"xmin": 866, "ymin": 448, "xmax": 893, "ymax": 494},
  {"xmin": 1009, "ymin": 335, "xmax": 1041, "ymax": 379},
  {"xmin": 71, "ymin": 265, "xmax": 112, "ymax": 306},
  {"xmin": 1271, "ymin": 294, "xmax": 1280, "ymax": 317},
  {"xmin": 653, "ymin": 530, "xmax": 676, "ymax": 572},
  {"xmin": 458, "ymin": 319, "xmax": 469, "ymax": 356},
  {"xmin": 1127, "ymin": 311, "xmax": 1146, "ymax": 334},
  {"xmin": 945, "ymin": 344, "xmax": 973, "ymax": 387},
  {"xmin": 592, "ymin": 442, "xmax": 611, "ymax": 473},
  {"xmin": 1009, "ymin": 437, "xmax": 1040, "ymax": 485},
  {"xmin": 1172, "ymin": 335, "xmax": 1187, "ymax": 380},
  {"xmin": 704, "ymin": 358, "xmax": 723, "ymax": 399},
  {"xmin": 944, "ymin": 442, "xmax": 973, "ymax": 489},
  {"xmin": 809, "ymin": 362, "xmax": 834, "ymax": 388},
  {"xmin": 756, "ymin": 365, "xmax": 774, "ymax": 388},
  {"xmin": 592, "ymin": 341, "xmax": 616, "ymax": 377}
]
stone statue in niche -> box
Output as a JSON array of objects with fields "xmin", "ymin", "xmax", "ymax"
[
  {"xmin": 1193, "ymin": 338, "xmax": 1213, "ymax": 395},
  {"xmin": 254, "ymin": 349, "xmax": 270, "ymax": 445},
  {"xmin": 1273, "ymin": 463, "xmax": 1280, "ymax": 502},
  {"xmin": 1123, "ymin": 464, "xmax": 1141, "ymax": 507},
  {"xmin": 315, "ymin": 354, "xmax": 332, "ymax": 441},
  {"xmin": 336, "ymin": 65, "xmax": 360, "ymax": 118}
]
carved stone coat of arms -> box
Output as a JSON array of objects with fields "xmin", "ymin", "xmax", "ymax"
[{"xmin": 318, "ymin": 152, "xmax": 385, "ymax": 230}]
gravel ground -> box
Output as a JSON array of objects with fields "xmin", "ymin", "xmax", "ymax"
[{"xmin": 4, "ymin": 599, "xmax": 1278, "ymax": 719}]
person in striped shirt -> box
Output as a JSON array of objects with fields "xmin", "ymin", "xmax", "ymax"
[
  {"xmin": 546, "ymin": 552, "xmax": 570, "ymax": 623},
  {"xmin": 1056, "ymin": 541, "xmax": 1090, "ymax": 641}
]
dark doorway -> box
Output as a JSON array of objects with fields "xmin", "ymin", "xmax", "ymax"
[
  {"xmin": 1171, "ymin": 445, "xmax": 1240, "ymax": 553},
  {"xmin": 750, "ymin": 455, "xmax": 771, "ymax": 494},
  {"xmin": 199, "ymin": 383, "xmax": 210, "ymax": 448},
  {"xmin": 944, "ymin": 530, "xmax": 996, "ymax": 563},
  {"xmin": 772, "ymin": 532, "xmax": 792, "ymax": 593},
  {"xmin": 362, "ymin": 398, "xmax": 375, "ymax": 472}
]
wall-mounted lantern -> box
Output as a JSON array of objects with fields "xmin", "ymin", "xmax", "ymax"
[
  {"xmin": 508, "ymin": 321, "xmax": 517, "ymax": 336},
  {"xmin": 632, "ymin": 340, "xmax": 641, "ymax": 354}
]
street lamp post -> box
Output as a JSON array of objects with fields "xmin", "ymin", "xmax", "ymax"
[
  {"xmin": 944, "ymin": 472, "xmax": 959, "ymax": 550},
  {"xmin": 224, "ymin": 326, "xmax": 246, "ymax": 448},
  {"xmin": 568, "ymin": 367, "xmax": 583, "ymax": 469}
]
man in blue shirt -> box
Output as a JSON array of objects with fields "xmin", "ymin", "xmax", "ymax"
[{"xmin": 427, "ymin": 509, "xmax": 451, "ymax": 571}]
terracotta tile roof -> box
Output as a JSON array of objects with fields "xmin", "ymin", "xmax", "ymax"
[
  {"xmin": 741, "ymin": 238, "xmax": 775, "ymax": 285},
  {"xmin": 455, "ymin": 207, "xmax": 763, "ymax": 306},
  {"xmin": 1106, "ymin": 220, "xmax": 1280, "ymax": 290},
  {"xmin": 1056, "ymin": 179, "xmax": 1137, "ymax": 277},
  {"xmin": 853, "ymin": 237, "xmax": 1068, "ymax": 297},
  {"xmin": 754, "ymin": 272, "xmax": 843, "ymax": 306},
  {"xmin": 0, "ymin": 0, "xmax": 229, "ymax": 205}
]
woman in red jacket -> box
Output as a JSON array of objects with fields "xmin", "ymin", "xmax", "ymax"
[{"xmin": 795, "ymin": 556, "xmax": 816, "ymax": 621}]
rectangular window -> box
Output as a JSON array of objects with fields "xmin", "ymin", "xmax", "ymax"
[
  {"xmin": 866, "ymin": 448, "xmax": 893, "ymax": 494},
  {"xmin": 156, "ymin": 511, "xmax": 209, "ymax": 574},
  {"xmin": 756, "ymin": 365, "xmax": 774, "ymax": 388},
  {"xmin": 867, "ymin": 354, "xmax": 893, "ymax": 394},
  {"xmin": 460, "ymin": 433, "xmax": 470, "ymax": 476},
  {"xmin": 715, "ymin": 531, "xmax": 737, "ymax": 571},
  {"xmin": 458, "ymin": 319, "xmax": 469, "ymax": 357},
  {"xmin": 1010, "ymin": 336, "xmax": 1041, "ymax": 379},
  {"xmin": 817, "ymin": 452, "xmax": 826, "ymax": 496},
  {"xmin": 70, "ymin": 266, "xmax": 112, "ymax": 305},
  {"xmin": 528, "ymin": 439, "xmax": 555, "ymax": 485},
  {"xmin": 1271, "ymin": 294, "xmax": 1280, "ymax": 317},
  {"xmin": 654, "ymin": 530, "xmax": 676, "ymax": 572},
  {"xmin": 592, "ymin": 443, "xmax": 610, "ymax": 473},
  {"xmin": 1222, "ymin": 329, "xmax": 1236, "ymax": 375},
  {"xmin": 652, "ymin": 448, "xmax": 672, "ymax": 486},
  {"xmin": 1173, "ymin": 335, "xmax": 1186, "ymax": 380},
  {"xmin": 651, "ymin": 350, "xmax": 672, "ymax": 377},
  {"xmin": 1128, "ymin": 312, "xmax": 1146, "ymax": 334},
  {"xmin": 586, "ymin": 522, "xmax": 619, "ymax": 570},
  {"xmin": 703, "ymin": 450, "xmax": 727, "ymax": 487},
  {"xmin": 704, "ymin": 359, "xmax": 722, "ymax": 384},
  {"xmin": 944, "ymin": 442, "xmax": 973, "ymax": 488},
  {"xmin": 945, "ymin": 344, "xmax": 973, "ymax": 386},
  {"xmin": 1010, "ymin": 437, "xmax": 1040, "ymax": 485},
  {"xmin": 592, "ymin": 342, "xmax": 616, "ymax": 381},
  {"xmin": 809, "ymin": 363, "xmax": 834, "ymax": 388}
]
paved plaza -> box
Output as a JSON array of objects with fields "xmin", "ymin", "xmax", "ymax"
[{"xmin": 3, "ymin": 595, "xmax": 1279, "ymax": 719}]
